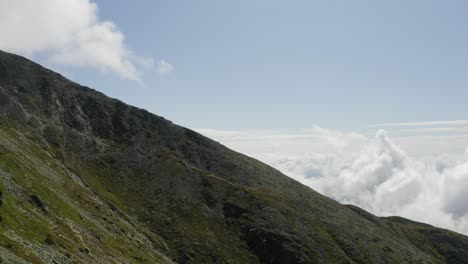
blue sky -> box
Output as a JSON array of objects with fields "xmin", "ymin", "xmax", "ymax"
[
  {"xmin": 3, "ymin": 0, "xmax": 468, "ymax": 130},
  {"xmin": 87, "ymin": 0, "xmax": 468, "ymax": 130}
]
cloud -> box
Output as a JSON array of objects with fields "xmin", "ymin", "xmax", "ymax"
[
  {"xmin": 196, "ymin": 127, "xmax": 367, "ymax": 157},
  {"xmin": 442, "ymin": 160, "xmax": 468, "ymax": 218},
  {"xmin": 370, "ymin": 120, "xmax": 468, "ymax": 127},
  {"xmin": 0, "ymin": 0, "xmax": 149, "ymax": 81},
  {"xmin": 157, "ymin": 60, "xmax": 174, "ymax": 75},
  {"xmin": 198, "ymin": 126, "xmax": 468, "ymax": 235}
]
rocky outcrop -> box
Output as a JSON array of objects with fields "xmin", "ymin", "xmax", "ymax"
[{"xmin": 0, "ymin": 49, "xmax": 467, "ymax": 263}]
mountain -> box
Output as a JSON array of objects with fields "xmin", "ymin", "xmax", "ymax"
[{"xmin": 0, "ymin": 50, "xmax": 467, "ymax": 264}]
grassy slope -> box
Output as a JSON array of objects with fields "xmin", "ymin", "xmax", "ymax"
[
  {"xmin": 383, "ymin": 216, "xmax": 468, "ymax": 264},
  {"xmin": 0, "ymin": 125, "xmax": 172, "ymax": 263},
  {"xmin": 1, "ymin": 50, "xmax": 468, "ymax": 263}
]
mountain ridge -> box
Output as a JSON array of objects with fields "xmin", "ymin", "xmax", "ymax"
[{"xmin": 0, "ymin": 49, "xmax": 467, "ymax": 263}]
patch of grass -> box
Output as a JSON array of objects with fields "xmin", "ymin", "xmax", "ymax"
[{"xmin": 0, "ymin": 233, "xmax": 42, "ymax": 263}]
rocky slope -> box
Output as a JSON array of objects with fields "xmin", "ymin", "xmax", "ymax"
[{"xmin": 0, "ymin": 49, "xmax": 467, "ymax": 263}]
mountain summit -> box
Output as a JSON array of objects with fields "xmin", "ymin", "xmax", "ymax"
[{"xmin": 0, "ymin": 50, "xmax": 467, "ymax": 263}]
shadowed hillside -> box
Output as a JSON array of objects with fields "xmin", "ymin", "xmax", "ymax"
[{"xmin": 0, "ymin": 50, "xmax": 467, "ymax": 263}]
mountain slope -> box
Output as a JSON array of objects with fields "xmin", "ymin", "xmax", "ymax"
[{"xmin": 0, "ymin": 49, "xmax": 467, "ymax": 263}]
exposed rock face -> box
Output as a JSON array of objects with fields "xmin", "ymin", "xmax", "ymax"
[{"xmin": 0, "ymin": 49, "xmax": 468, "ymax": 263}]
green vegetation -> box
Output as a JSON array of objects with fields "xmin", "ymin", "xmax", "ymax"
[
  {"xmin": 0, "ymin": 125, "xmax": 171, "ymax": 263},
  {"xmin": 0, "ymin": 49, "xmax": 467, "ymax": 263}
]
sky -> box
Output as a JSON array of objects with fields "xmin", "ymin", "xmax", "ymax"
[
  {"xmin": 1, "ymin": 0, "xmax": 468, "ymax": 130},
  {"xmin": 2, "ymin": 0, "xmax": 468, "ymax": 235}
]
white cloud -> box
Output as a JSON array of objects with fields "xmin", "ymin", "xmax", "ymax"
[
  {"xmin": 157, "ymin": 60, "xmax": 174, "ymax": 75},
  {"xmin": 370, "ymin": 119, "xmax": 468, "ymax": 127},
  {"xmin": 0, "ymin": 0, "xmax": 150, "ymax": 81},
  {"xmin": 198, "ymin": 126, "xmax": 468, "ymax": 235},
  {"xmin": 442, "ymin": 161, "xmax": 468, "ymax": 218}
]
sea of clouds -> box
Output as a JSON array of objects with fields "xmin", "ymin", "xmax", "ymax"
[{"xmin": 197, "ymin": 125, "xmax": 468, "ymax": 235}]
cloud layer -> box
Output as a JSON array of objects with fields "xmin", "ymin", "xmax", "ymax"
[
  {"xmin": 0, "ymin": 0, "xmax": 163, "ymax": 80},
  {"xmin": 197, "ymin": 126, "xmax": 468, "ymax": 235}
]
